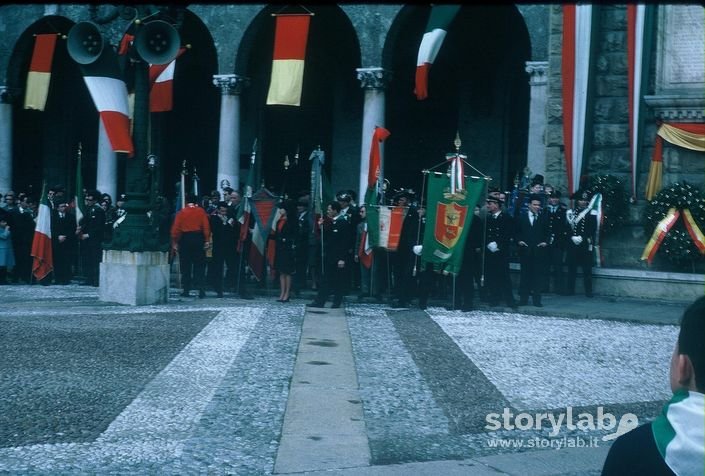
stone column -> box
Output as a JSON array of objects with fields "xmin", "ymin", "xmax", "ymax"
[
  {"xmin": 525, "ymin": 61, "xmax": 549, "ymax": 177},
  {"xmin": 96, "ymin": 120, "xmax": 117, "ymax": 199},
  {"xmin": 356, "ymin": 68, "xmax": 391, "ymax": 202},
  {"xmin": 0, "ymin": 86, "xmax": 13, "ymax": 194},
  {"xmin": 213, "ymin": 74, "xmax": 249, "ymax": 195}
]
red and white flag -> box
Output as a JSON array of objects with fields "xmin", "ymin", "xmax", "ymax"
[
  {"xmin": 561, "ymin": 4, "xmax": 594, "ymax": 196},
  {"xmin": 24, "ymin": 34, "xmax": 58, "ymax": 111},
  {"xmin": 149, "ymin": 47, "xmax": 186, "ymax": 112},
  {"xmin": 31, "ymin": 185, "xmax": 53, "ymax": 280},
  {"xmin": 80, "ymin": 49, "xmax": 134, "ymax": 157},
  {"xmin": 414, "ymin": 5, "xmax": 460, "ymax": 101},
  {"xmin": 266, "ymin": 14, "xmax": 311, "ymax": 106}
]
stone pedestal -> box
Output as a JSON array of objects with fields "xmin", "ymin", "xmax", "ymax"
[{"xmin": 99, "ymin": 250, "xmax": 170, "ymax": 305}]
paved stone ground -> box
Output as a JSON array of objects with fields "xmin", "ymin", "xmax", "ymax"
[{"xmin": 0, "ymin": 284, "xmax": 688, "ymax": 474}]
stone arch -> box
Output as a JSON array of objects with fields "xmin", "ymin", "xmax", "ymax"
[
  {"xmin": 8, "ymin": 16, "xmax": 95, "ymax": 195},
  {"xmin": 382, "ymin": 5, "xmax": 532, "ymax": 193},
  {"xmin": 235, "ymin": 5, "xmax": 361, "ymax": 197}
]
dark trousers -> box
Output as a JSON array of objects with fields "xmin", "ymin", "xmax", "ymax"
[
  {"xmin": 484, "ymin": 251, "xmax": 515, "ymax": 306},
  {"xmin": 315, "ymin": 259, "xmax": 348, "ymax": 305},
  {"xmin": 519, "ymin": 247, "xmax": 545, "ymax": 304},
  {"xmin": 545, "ymin": 245, "xmax": 565, "ymax": 293},
  {"xmin": 566, "ymin": 244, "xmax": 593, "ymax": 295},
  {"xmin": 53, "ymin": 244, "xmax": 73, "ymax": 284},
  {"xmin": 179, "ymin": 233, "xmax": 206, "ymax": 292},
  {"xmin": 455, "ymin": 259, "xmax": 478, "ymax": 310},
  {"xmin": 81, "ymin": 240, "xmax": 101, "ymax": 286},
  {"xmin": 210, "ymin": 251, "xmax": 236, "ymax": 293}
]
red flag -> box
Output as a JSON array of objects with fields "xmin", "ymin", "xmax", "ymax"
[
  {"xmin": 24, "ymin": 34, "xmax": 58, "ymax": 111},
  {"xmin": 31, "ymin": 185, "xmax": 53, "ymax": 280}
]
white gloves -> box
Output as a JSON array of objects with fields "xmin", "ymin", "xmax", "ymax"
[
  {"xmin": 413, "ymin": 245, "xmax": 423, "ymax": 256},
  {"xmin": 487, "ymin": 241, "xmax": 499, "ymax": 252},
  {"xmin": 571, "ymin": 235, "xmax": 583, "ymax": 245}
]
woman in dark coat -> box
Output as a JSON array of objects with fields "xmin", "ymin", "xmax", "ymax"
[{"xmin": 274, "ymin": 202, "xmax": 297, "ymax": 302}]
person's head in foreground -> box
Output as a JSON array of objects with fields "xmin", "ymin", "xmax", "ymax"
[{"xmin": 601, "ymin": 296, "xmax": 704, "ymax": 476}]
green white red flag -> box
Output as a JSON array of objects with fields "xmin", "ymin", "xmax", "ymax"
[
  {"xmin": 266, "ymin": 14, "xmax": 311, "ymax": 106},
  {"xmin": 421, "ymin": 174, "xmax": 484, "ymax": 275},
  {"xmin": 24, "ymin": 34, "xmax": 58, "ymax": 111},
  {"xmin": 364, "ymin": 126, "xmax": 391, "ymax": 207},
  {"xmin": 31, "ymin": 183, "xmax": 53, "ymax": 280},
  {"xmin": 414, "ymin": 5, "xmax": 460, "ymax": 101}
]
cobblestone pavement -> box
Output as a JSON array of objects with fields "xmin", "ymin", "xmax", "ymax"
[{"xmin": 0, "ymin": 285, "xmax": 682, "ymax": 474}]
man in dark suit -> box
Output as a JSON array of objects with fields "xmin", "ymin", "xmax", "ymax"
[
  {"xmin": 209, "ymin": 202, "xmax": 237, "ymax": 298},
  {"xmin": 483, "ymin": 195, "xmax": 517, "ymax": 309},
  {"xmin": 77, "ymin": 191, "xmax": 105, "ymax": 286},
  {"xmin": 51, "ymin": 202, "xmax": 76, "ymax": 284},
  {"xmin": 516, "ymin": 194, "xmax": 550, "ymax": 307},
  {"xmin": 544, "ymin": 189, "xmax": 569, "ymax": 294},
  {"xmin": 566, "ymin": 189, "xmax": 597, "ymax": 297},
  {"xmin": 307, "ymin": 201, "xmax": 353, "ymax": 309}
]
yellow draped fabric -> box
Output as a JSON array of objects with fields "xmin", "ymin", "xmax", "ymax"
[
  {"xmin": 645, "ymin": 160, "xmax": 663, "ymax": 201},
  {"xmin": 657, "ymin": 123, "xmax": 705, "ymax": 151}
]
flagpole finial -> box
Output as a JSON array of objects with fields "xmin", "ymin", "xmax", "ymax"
[
  {"xmin": 454, "ymin": 132, "xmax": 461, "ymax": 152},
  {"xmin": 284, "ymin": 154, "xmax": 290, "ymax": 170},
  {"xmin": 181, "ymin": 160, "xmax": 187, "ymax": 175}
]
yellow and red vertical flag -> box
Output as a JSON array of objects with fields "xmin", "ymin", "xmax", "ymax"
[
  {"xmin": 24, "ymin": 34, "xmax": 58, "ymax": 111},
  {"xmin": 31, "ymin": 183, "xmax": 53, "ymax": 280},
  {"xmin": 266, "ymin": 14, "xmax": 311, "ymax": 106}
]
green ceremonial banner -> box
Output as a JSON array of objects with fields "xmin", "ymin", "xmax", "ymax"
[{"xmin": 421, "ymin": 174, "xmax": 484, "ymax": 275}]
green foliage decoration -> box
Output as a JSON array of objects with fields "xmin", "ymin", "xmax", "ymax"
[
  {"xmin": 585, "ymin": 174, "xmax": 628, "ymax": 235},
  {"xmin": 643, "ymin": 181, "xmax": 705, "ymax": 266}
]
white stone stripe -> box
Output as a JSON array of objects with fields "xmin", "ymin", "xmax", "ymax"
[{"xmin": 97, "ymin": 307, "xmax": 260, "ymax": 442}]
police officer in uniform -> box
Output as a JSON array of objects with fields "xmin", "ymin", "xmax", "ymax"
[
  {"xmin": 483, "ymin": 195, "xmax": 518, "ymax": 309},
  {"xmin": 307, "ymin": 201, "xmax": 352, "ymax": 308},
  {"xmin": 566, "ymin": 189, "xmax": 597, "ymax": 297},
  {"xmin": 77, "ymin": 191, "xmax": 105, "ymax": 286},
  {"xmin": 543, "ymin": 189, "xmax": 569, "ymax": 293}
]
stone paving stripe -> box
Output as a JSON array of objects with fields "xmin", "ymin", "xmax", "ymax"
[
  {"xmin": 97, "ymin": 307, "xmax": 261, "ymax": 443},
  {"xmin": 388, "ymin": 309, "xmax": 513, "ymax": 434},
  {"xmin": 274, "ymin": 307, "xmax": 371, "ymax": 474}
]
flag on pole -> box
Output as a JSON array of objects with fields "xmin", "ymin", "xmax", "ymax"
[
  {"xmin": 79, "ymin": 48, "xmax": 134, "ymax": 156},
  {"xmin": 266, "ymin": 14, "xmax": 311, "ymax": 106},
  {"xmin": 364, "ymin": 126, "xmax": 391, "ymax": 206},
  {"xmin": 74, "ymin": 145, "xmax": 85, "ymax": 226},
  {"xmin": 31, "ymin": 183, "xmax": 53, "ymax": 280},
  {"xmin": 309, "ymin": 147, "xmax": 326, "ymax": 219},
  {"xmin": 149, "ymin": 47, "xmax": 186, "ymax": 112},
  {"xmin": 421, "ymin": 174, "xmax": 484, "ymax": 275},
  {"xmin": 370, "ymin": 205, "xmax": 406, "ymax": 251},
  {"xmin": 249, "ymin": 190, "xmax": 278, "ymax": 281},
  {"xmin": 238, "ymin": 143, "xmax": 257, "ymax": 253},
  {"xmin": 414, "ymin": 5, "xmax": 460, "ymax": 101},
  {"xmin": 24, "ymin": 34, "xmax": 58, "ymax": 111}
]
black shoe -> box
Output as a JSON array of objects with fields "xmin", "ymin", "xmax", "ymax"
[
  {"xmin": 278, "ymin": 298, "xmax": 290, "ymax": 303},
  {"xmin": 508, "ymin": 302, "xmax": 518, "ymax": 310},
  {"xmin": 461, "ymin": 307, "xmax": 474, "ymax": 312},
  {"xmin": 307, "ymin": 301, "xmax": 324, "ymax": 308},
  {"xmin": 240, "ymin": 294, "xmax": 254, "ymax": 300},
  {"xmin": 180, "ymin": 291, "xmax": 190, "ymax": 297},
  {"xmin": 199, "ymin": 290, "xmax": 206, "ymax": 299},
  {"xmin": 217, "ymin": 292, "xmax": 224, "ymax": 298},
  {"xmin": 533, "ymin": 302, "xmax": 543, "ymax": 307},
  {"xmin": 331, "ymin": 303, "xmax": 341, "ymax": 309}
]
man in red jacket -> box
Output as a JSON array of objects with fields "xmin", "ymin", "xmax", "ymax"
[{"xmin": 171, "ymin": 194, "xmax": 212, "ymax": 298}]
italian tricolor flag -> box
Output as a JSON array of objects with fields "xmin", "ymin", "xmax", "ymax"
[
  {"xmin": 414, "ymin": 5, "xmax": 460, "ymax": 101},
  {"xmin": 149, "ymin": 47, "xmax": 186, "ymax": 112},
  {"xmin": 266, "ymin": 14, "xmax": 311, "ymax": 107},
  {"xmin": 652, "ymin": 390, "xmax": 705, "ymax": 476},
  {"xmin": 80, "ymin": 48, "xmax": 135, "ymax": 157},
  {"xmin": 24, "ymin": 34, "xmax": 58, "ymax": 111},
  {"xmin": 31, "ymin": 185, "xmax": 53, "ymax": 281}
]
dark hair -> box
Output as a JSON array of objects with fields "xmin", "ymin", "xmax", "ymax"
[
  {"xmin": 679, "ymin": 296, "xmax": 705, "ymax": 392},
  {"xmin": 185, "ymin": 193, "xmax": 198, "ymax": 204},
  {"xmin": 328, "ymin": 201, "xmax": 342, "ymax": 213}
]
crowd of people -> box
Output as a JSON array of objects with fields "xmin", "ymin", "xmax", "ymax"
[
  {"xmin": 0, "ymin": 186, "xmax": 172, "ymax": 287},
  {"xmin": 0, "ymin": 173, "xmax": 599, "ymax": 310}
]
